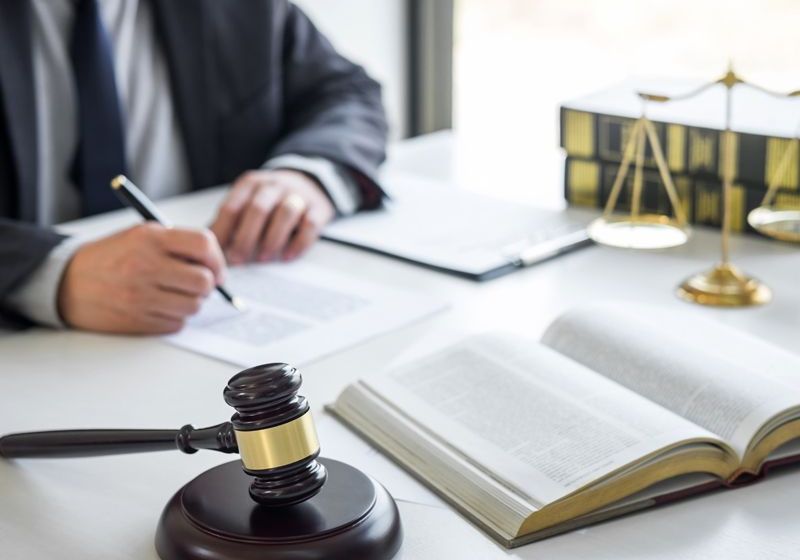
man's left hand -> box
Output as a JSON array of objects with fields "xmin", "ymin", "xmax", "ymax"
[{"xmin": 210, "ymin": 169, "xmax": 335, "ymax": 264}]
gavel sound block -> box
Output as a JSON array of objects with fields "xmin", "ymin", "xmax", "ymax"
[{"xmin": 0, "ymin": 364, "xmax": 402, "ymax": 560}]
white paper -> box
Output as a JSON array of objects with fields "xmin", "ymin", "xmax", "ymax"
[
  {"xmin": 165, "ymin": 261, "xmax": 446, "ymax": 367},
  {"xmin": 323, "ymin": 174, "xmax": 589, "ymax": 276}
]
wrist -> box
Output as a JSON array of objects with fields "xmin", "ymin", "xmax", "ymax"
[
  {"xmin": 4, "ymin": 237, "xmax": 84, "ymax": 329},
  {"xmin": 56, "ymin": 243, "xmax": 86, "ymax": 328}
]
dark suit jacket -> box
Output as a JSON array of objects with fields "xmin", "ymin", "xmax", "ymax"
[{"xmin": 0, "ymin": 0, "xmax": 387, "ymax": 328}]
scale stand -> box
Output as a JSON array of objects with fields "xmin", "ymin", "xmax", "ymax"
[{"xmin": 673, "ymin": 67, "xmax": 772, "ymax": 307}]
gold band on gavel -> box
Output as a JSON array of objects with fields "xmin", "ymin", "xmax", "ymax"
[{"xmin": 234, "ymin": 410, "xmax": 320, "ymax": 471}]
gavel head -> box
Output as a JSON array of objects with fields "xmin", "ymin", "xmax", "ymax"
[{"xmin": 223, "ymin": 363, "xmax": 327, "ymax": 507}]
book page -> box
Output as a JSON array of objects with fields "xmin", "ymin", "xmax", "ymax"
[
  {"xmin": 542, "ymin": 304, "xmax": 800, "ymax": 457},
  {"xmin": 364, "ymin": 334, "xmax": 719, "ymax": 506},
  {"xmin": 165, "ymin": 261, "xmax": 446, "ymax": 367}
]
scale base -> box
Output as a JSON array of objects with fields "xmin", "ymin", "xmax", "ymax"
[
  {"xmin": 677, "ymin": 263, "xmax": 771, "ymax": 307},
  {"xmin": 155, "ymin": 458, "xmax": 402, "ymax": 560}
]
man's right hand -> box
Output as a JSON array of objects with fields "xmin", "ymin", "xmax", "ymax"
[{"xmin": 57, "ymin": 223, "xmax": 227, "ymax": 334}]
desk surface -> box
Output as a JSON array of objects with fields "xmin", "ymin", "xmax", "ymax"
[{"xmin": 2, "ymin": 132, "xmax": 800, "ymax": 560}]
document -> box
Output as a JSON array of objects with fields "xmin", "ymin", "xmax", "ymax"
[
  {"xmin": 165, "ymin": 261, "xmax": 446, "ymax": 367},
  {"xmin": 322, "ymin": 174, "xmax": 591, "ymax": 280}
]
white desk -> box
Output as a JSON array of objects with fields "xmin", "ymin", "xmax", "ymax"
[{"xmin": 2, "ymin": 132, "xmax": 800, "ymax": 559}]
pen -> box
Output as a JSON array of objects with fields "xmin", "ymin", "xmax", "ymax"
[{"xmin": 110, "ymin": 175, "xmax": 246, "ymax": 312}]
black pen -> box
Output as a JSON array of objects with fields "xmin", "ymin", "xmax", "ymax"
[{"xmin": 110, "ymin": 174, "xmax": 246, "ymax": 312}]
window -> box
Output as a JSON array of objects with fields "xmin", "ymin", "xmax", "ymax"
[{"xmin": 453, "ymin": 0, "xmax": 800, "ymax": 206}]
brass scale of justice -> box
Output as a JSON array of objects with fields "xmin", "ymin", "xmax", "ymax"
[{"xmin": 588, "ymin": 65, "xmax": 800, "ymax": 307}]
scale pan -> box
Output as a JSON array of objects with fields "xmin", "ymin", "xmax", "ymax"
[
  {"xmin": 747, "ymin": 206, "xmax": 800, "ymax": 243},
  {"xmin": 588, "ymin": 214, "xmax": 690, "ymax": 249}
]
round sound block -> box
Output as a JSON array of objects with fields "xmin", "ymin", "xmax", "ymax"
[{"xmin": 155, "ymin": 458, "xmax": 402, "ymax": 560}]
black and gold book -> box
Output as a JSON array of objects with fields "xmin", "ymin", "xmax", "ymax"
[
  {"xmin": 560, "ymin": 79, "xmax": 800, "ymax": 192},
  {"xmin": 328, "ymin": 304, "xmax": 800, "ymax": 547},
  {"xmin": 562, "ymin": 157, "xmax": 800, "ymax": 234}
]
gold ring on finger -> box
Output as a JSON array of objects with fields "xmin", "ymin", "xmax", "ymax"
[{"xmin": 282, "ymin": 193, "xmax": 307, "ymax": 213}]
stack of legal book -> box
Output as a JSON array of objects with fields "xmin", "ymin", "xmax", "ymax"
[{"xmin": 559, "ymin": 78, "xmax": 800, "ymax": 234}]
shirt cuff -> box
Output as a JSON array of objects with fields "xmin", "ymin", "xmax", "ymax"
[
  {"xmin": 263, "ymin": 154, "xmax": 363, "ymax": 216},
  {"xmin": 3, "ymin": 237, "xmax": 84, "ymax": 328}
]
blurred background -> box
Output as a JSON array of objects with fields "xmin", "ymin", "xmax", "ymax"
[{"xmin": 296, "ymin": 0, "xmax": 800, "ymax": 206}]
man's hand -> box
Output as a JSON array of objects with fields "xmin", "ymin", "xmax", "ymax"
[
  {"xmin": 210, "ymin": 169, "xmax": 335, "ymax": 264},
  {"xmin": 58, "ymin": 223, "xmax": 226, "ymax": 334}
]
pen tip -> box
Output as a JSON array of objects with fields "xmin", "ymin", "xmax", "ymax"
[
  {"xmin": 110, "ymin": 175, "xmax": 127, "ymax": 190},
  {"xmin": 231, "ymin": 296, "xmax": 247, "ymax": 312}
]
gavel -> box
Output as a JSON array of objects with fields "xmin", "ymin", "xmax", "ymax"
[{"xmin": 0, "ymin": 363, "xmax": 402, "ymax": 560}]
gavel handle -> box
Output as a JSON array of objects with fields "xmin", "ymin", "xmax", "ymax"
[{"xmin": 0, "ymin": 422, "xmax": 238, "ymax": 459}]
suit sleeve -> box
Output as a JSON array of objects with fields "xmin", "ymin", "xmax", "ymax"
[
  {"xmin": 0, "ymin": 219, "xmax": 66, "ymax": 329},
  {"xmin": 267, "ymin": 2, "xmax": 389, "ymax": 209}
]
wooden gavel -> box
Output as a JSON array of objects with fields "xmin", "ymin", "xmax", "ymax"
[
  {"xmin": 1, "ymin": 362, "xmax": 402, "ymax": 560},
  {"xmin": 0, "ymin": 363, "xmax": 327, "ymax": 507}
]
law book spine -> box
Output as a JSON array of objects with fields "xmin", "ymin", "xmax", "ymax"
[
  {"xmin": 560, "ymin": 107, "xmax": 800, "ymax": 193},
  {"xmin": 563, "ymin": 157, "xmax": 800, "ymax": 234}
]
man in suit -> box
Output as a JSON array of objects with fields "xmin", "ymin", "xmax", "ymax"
[{"xmin": 0, "ymin": 0, "xmax": 387, "ymax": 333}]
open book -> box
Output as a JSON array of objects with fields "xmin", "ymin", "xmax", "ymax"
[{"xmin": 328, "ymin": 304, "xmax": 800, "ymax": 547}]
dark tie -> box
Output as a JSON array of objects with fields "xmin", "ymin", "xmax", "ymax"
[{"xmin": 70, "ymin": 0, "xmax": 127, "ymax": 216}]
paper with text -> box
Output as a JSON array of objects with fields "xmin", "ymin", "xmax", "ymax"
[
  {"xmin": 165, "ymin": 261, "xmax": 446, "ymax": 367},
  {"xmin": 542, "ymin": 304, "xmax": 800, "ymax": 457}
]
